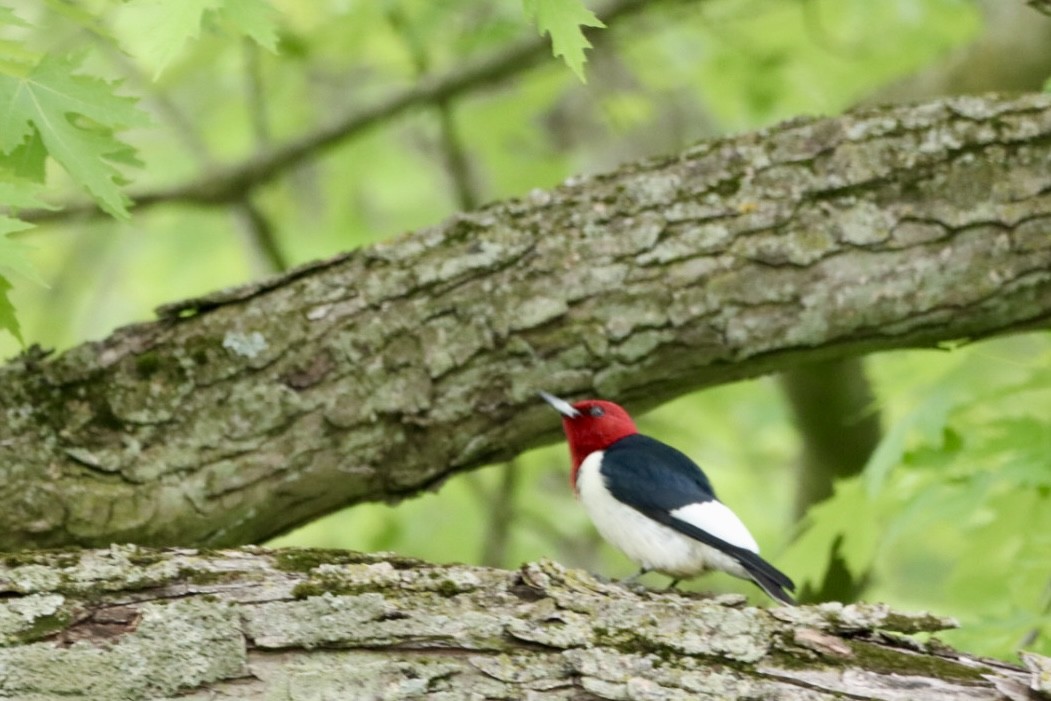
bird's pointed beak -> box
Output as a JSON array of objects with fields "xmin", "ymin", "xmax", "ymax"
[{"xmin": 538, "ymin": 390, "xmax": 581, "ymax": 418}]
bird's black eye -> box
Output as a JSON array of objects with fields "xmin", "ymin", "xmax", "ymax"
[{"xmin": 589, "ymin": 406, "xmax": 605, "ymax": 417}]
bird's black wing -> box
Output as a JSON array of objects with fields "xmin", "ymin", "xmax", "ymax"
[
  {"xmin": 600, "ymin": 434, "xmax": 718, "ymax": 508},
  {"xmin": 601, "ymin": 434, "xmax": 796, "ymax": 604}
]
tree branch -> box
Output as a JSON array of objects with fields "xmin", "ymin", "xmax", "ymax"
[
  {"xmin": 0, "ymin": 546, "xmax": 1042, "ymax": 700},
  {"xmin": 2, "ymin": 94, "xmax": 1051, "ymax": 550},
  {"xmin": 20, "ymin": 0, "xmax": 661, "ymax": 225}
]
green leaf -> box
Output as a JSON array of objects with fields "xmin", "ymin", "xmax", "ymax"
[
  {"xmin": 0, "ymin": 211, "xmax": 44, "ymax": 347},
  {"xmin": 0, "ymin": 175, "xmax": 51, "ymax": 211},
  {"xmin": 117, "ymin": 0, "xmax": 222, "ymax": 79},
  {"xmin": 782, "ymin": 476, "xmax": 881, "ymax": 589},
  {"xmin": 0, "ymin": 273, "xmax": 21, "ymax": 344},
  {"xmin": 522, "ymin": 0, "xmax": 604, "ymax": 82},
  {"xmin": 118, "ymin": 0, "xmax": 279, "ymax": 77},
  {"xmin": 0, "ymin": 54, "xmax": 149, "ymax": 218},
  {"xmin": 218, "ymin": 0, "xmax": 279, "ymax": 52},
  {"xmin": 0, "ymin": 217, "xmax": 45, "ymax": 286},
  {"xmin": 40, "ymin": 0, "xmax": 113, "ymax": 37},
  {"xmin": 0, "ymin": 39, "xmax": 38, "ymax": 76},
  {"xmin": 0, "ymin": 7, "xmax": 29, "ymax": 28},
  {"xmin": 0, "ymin": 129, "xmax": 46, "ymax": 182},
  {"xmin": 863, "ymin": 384, "xmax": 954, "ymax": 495}
]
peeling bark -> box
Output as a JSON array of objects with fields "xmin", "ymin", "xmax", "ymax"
[
  {"xmin": 0, "ymin": 546, "xmax": 1044, "ymax": 701},
  {"xmin": 2, "ymin": 94, "xmax": 1051, "ymax": 550}
]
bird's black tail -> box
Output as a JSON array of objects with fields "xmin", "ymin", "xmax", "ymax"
[
  {"xmin": 659, "ymin": 512, "xmax": 798, "ymax": 605},
  {"xmin": 736, "ymin": 550, "xmax": 796, "ymax": 605}
]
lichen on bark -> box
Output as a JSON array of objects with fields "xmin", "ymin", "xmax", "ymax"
[{"xmin": 0, "ymin": 546, "xmax": 1042, "ymax": 700}]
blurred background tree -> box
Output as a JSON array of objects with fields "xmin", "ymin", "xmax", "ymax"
[{"xmin": 1, "ymin": 0, "xmax": 1049, "ymax": 662}]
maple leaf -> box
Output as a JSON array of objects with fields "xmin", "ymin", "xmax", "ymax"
[
  {"xmin": 117, "ymin": 0, "xmax": 278, "ymax": 78},
  {"xmin": 0, "ymin": 214, "xmax": 43, "ymax": 345},
  {"xmin": 0, "ymin": 273, "xmax": 21, "ymax": 343},
  {"xmin": 219, "ymin": 0, "xmax": 279, "ymax": 52},
  {"xmin": 523, "ymin": 0, "xmax": 605, "ymax": 83},
  {"xmin": 0, "ymin": 54, "xmax": 149, "ymax": 218},
  {"xmin": 117, "ymin": 0, "xmax": 221, "ymax": 79}
]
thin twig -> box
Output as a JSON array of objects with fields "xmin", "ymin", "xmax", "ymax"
[
  {"xmin": 235, "ymin": 39, "xmax": 288, "ymax": 272},
  {"xmin": 21, "ymin": 0, "xmax": 664, "ymax": 225},
  {"xmin": 387, "ymin": 5, "xmax": 481, "ymax": 211},
  {"xmin": 243, "ymin": 39, "xmax": 272, "ymax": 147},
  {"xmin": 480, "ymin": 460, "xmax": 519, "ymax": 567},
  {"xmin": 232, "ymin": 200, "xmax": 289, "ymax": 272},
  {"xmin": 435, "ymin": 99, "xmax": 479, "ymax": 211},
  {"xmin": 86, "ymin": 19, "xmax": 289, "ymax": 273}
]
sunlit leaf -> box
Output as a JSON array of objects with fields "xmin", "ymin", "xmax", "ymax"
[
  {"xmin": 0, "ymin": 54, "xmax": 148, "ymax": 218},
  {"xmin": 522, "ymin": 0, "xmax": 604, "ymax": 82},
  {"xmin": 0, "ymin": 218, "xmax": 44, "ymax": 286},
  {"xmin": 116, "ymin": 0, "xmax": 221, "ymax": 79},
  {"xmin": 0, "ymin": 273, "xmax": 21, "ymax": 343},
  {"xmin": 863, "ymin": 384, "xmax": 954, "ymax": 495},
  {"xmin": 0, "ymin": 129, "xmax": 46, "ymax": 183},
  {"xmin": 0, "ymin": 212, "xmax": 44, "ymax": 345},
  {"xmin": 118, "ymin": 0, "xmax": 279, "ymax": 76},
  {"xmin": 218, "ymin": 0, "xmax": 280, "ymax": 52},
  {"xmin": 782, "ymin": 476, "xmax": 881, "ymax": 590},
  {"xmin": 0, "ymin": 7, "xmax": 27, "ymax": 29},
  {"xmin": 0, "ymin": 175, "xmax": 50, "ymax": 211}
]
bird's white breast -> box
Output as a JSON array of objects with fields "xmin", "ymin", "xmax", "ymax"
[{"xmin": 576, "ymin": 450, "xmax": 756, "ymax": 579}]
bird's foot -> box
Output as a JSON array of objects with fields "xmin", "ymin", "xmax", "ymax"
[{"xmin": 618, "ymin": 568, "xmax": 650, "ymax": 591}]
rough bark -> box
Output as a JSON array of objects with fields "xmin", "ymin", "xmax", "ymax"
[
  {"xmin": 0, "ymin": 546, "xmax": 1046, "ymax": 701},
  {"xmin": 3, "ymin": 94, "xmax": 1051, "ymax": 550}
]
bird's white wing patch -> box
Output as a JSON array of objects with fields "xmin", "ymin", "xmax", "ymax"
[{"xmin": 670, "ymin": 501, "xmax": 759, "ymax": 553}]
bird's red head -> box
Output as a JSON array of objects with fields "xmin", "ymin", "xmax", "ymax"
[{"xmin": 539, "ymin": 391, "xmax": 638, "ymax": 482}]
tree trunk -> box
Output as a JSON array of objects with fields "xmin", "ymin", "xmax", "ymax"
[
  {"xmin": 0, "ymin": 546, "xmax": 1046, "ymax": 701},
  {"xmin": 2, "ymin": 94, "xmax": 1051, "ymax": 550},
  {"xmin": 780, "ymin": 358, "xmax": 881, "ymax": 519}
]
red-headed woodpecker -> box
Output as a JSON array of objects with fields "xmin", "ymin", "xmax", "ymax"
[{"xmin": 540, "ymin": 391, "xmax": 795, "ymax": 605}]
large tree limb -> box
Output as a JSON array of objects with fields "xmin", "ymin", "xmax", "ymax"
[
  {"xmin": 2, "ymin": 94, "xmax": 1051, "ymax": 550},
  {"xmin": 0, "ymin": 546, "xmax": 1044, "ymax": 700}
]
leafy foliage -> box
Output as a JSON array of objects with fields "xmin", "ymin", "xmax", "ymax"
[
  {"xmin": 115, "ymin": 0, "xmax": 278, "ymax": 78},
  {"xmin": 0, "ymin": 6, "xmax": 149, "ymax": 340},
  {"xmin": 0, "ymin": 0, "xmax": 282, "ymax": 340},
  {"xmin": 0, "ymin": 177, "xmax": 49, "ymax": 341},
  {"xmin": 0, "ymin": 54, "xmax": 149, "ymax": 217},
  {"xmin": 522, "ymin": 0, "xmax": 605, "ymax": 82},
  {"xmin": 783, "ymin": 337, "xmax": 1051, "ymax": 658}
]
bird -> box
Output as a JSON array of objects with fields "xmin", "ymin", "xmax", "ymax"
[{"xmin": 539, "ymin": 390, "xmax": 795, "ymax": 605}]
